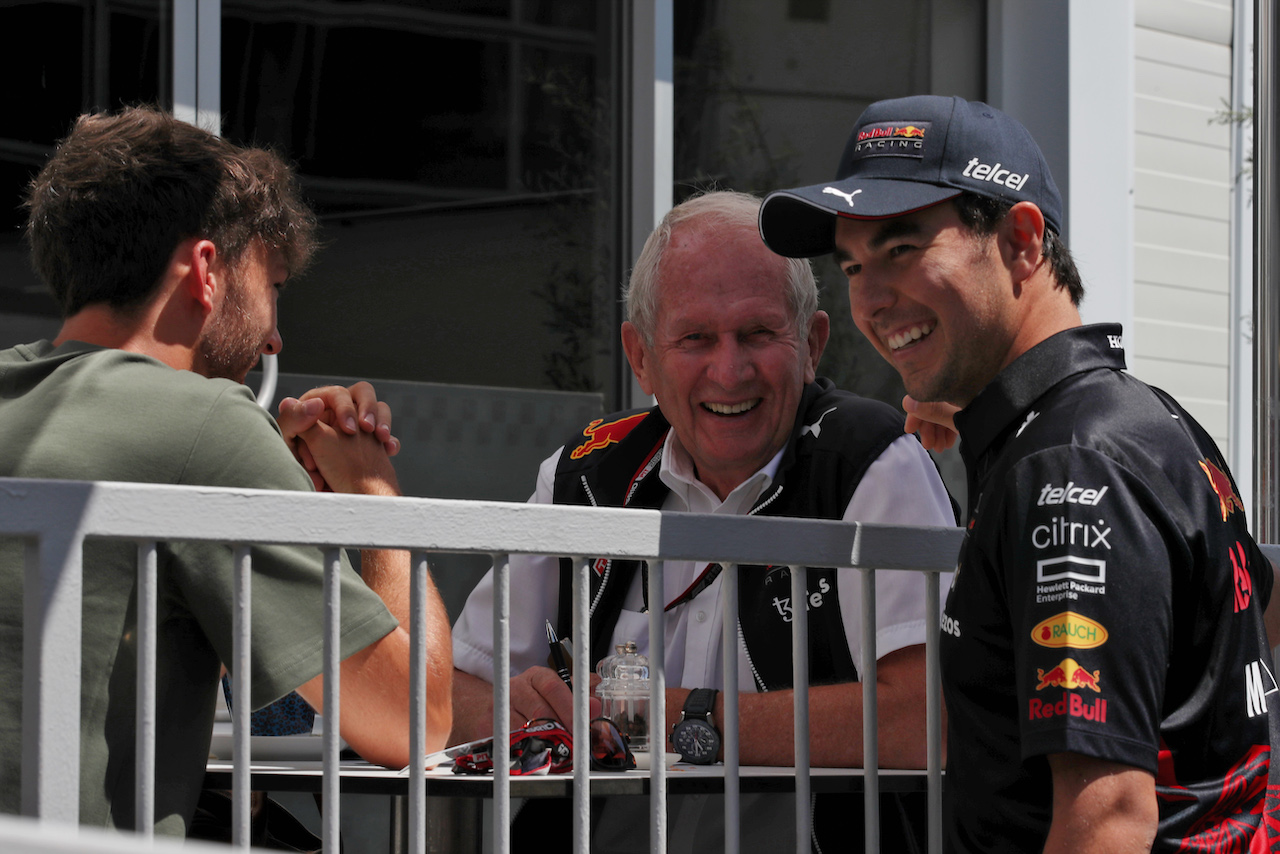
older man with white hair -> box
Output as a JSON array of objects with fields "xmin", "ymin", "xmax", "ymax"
[{"xmin": 449, "ymin": 190, "xmax": 955, "ymax": 851}]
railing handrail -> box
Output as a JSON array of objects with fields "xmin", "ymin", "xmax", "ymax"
[{"xmin": 0, "ymin": 477, "xmax": 965, "ymax": 567}]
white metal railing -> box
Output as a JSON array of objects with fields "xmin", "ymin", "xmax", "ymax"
[
  {"xmin": 0, "ymin": 812, "xmax": 272, "ymax": 854},
  {"xmin": 1, "ymin": 476, "xmax": 965, "ymax": 852}
]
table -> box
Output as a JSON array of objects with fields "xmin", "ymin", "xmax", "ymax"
[
  {"xmin": 204, "ymin": 758, "xmax": 931, "ymax": 797},
  {"xmin": 206, "ymin": 759, "xmax": 932, "ymax": 852}
]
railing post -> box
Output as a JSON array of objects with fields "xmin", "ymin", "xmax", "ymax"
[
  {"xmin": 647, "ymin": 559, "xmax": 667, "ymax": 854},
  {"xmin": 790, "ymin": 565, "xmax": 811, "ymax": 852},
  {"xmin": 231, "ymin": 545, "xmax": 252, "ymax": 848},
  {"xmin": 721, "ymin": 563, "xmax": 739, "ymax": 854},
  {"xmin": 21, "ymin": 531, "xmax": 84, "ymax": 822},
  {"xmin": 322, "ymin": 548, "xmax": 342, "ymax": 853},
  {"xmin": 926, "ymin": 571, "xmax": 943, "ymax": 854},
  {"xmin": 572, "ymin": 557, "xmax": 592, "ymax": 853},
  {"xmin": 860, "ymin": 567, "xmax": 879, "ymax": 852},
  {"xmin": 134, "ymin": 541, "xmax": 158, "ymax": 837},
  {"xmin": 492, "ymin": 553, "xmax": 511, "ymax": 854},
  {"xmin": 409, "ymin": 551, "xmax": 430, "ymax": 854}
]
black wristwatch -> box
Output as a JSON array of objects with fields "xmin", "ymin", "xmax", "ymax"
[{"xmin": 671, "ymin": 688, "xmax": 721, "ymax": 764}]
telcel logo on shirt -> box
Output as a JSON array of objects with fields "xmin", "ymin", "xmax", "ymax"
[
  {"xmin": 1031, "ymin": 612, "xmax": 1108, "ymax": 649},
  {"xmin": 1037, "ymin": 482, "xmax": 1108, "ymax": 506}
]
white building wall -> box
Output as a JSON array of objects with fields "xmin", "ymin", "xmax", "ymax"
[{"xmin": 1131, "ymin": 0, "xmax": 1236, "ymax": 447}]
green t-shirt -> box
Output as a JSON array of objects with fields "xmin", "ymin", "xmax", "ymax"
[{"xmin": 0, "ymin": 341, "xmax": 399, "ymax": 834}]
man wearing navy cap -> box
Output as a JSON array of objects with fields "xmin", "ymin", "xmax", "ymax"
[{"xmin": 760, "ymin": 95, "xmax": 1280, "ymax": 852}]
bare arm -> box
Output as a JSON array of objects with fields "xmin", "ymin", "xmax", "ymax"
[
  {"xmin": 660, "ymin": 644, "xmax": 934, "ymax": 767},
  {"xmin": 1043, "ymin": 753, "xmax": 1157, "ymax": 854},
  {"xmin": 291, "ymin": 419, "xmax": 452, "ymax": 765}
]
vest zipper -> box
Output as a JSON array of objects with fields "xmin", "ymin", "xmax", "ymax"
[
  {"xmin": 580, "ymin": 475, "xmax": 611, "ymax": 617},
  {"xmin": 737, "ymin": 485, "xmax": 783, "ymax": 693},
  {"xmin": 737, "ymin": 619, "xmax": 766, "ymax": 692},
  {"xmin": 751, "ymin": 484, "xmax": 784, "ymax": 515}
]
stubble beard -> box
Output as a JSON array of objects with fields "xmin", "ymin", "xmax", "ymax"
[{"xmin": 198, "ymin": 275, "xmax": 264, "ymax": 383}]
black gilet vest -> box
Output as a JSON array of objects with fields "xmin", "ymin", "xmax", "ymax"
[{"xmin": 551, "ymin": 378, "xmax": 913, "ymax": 691}]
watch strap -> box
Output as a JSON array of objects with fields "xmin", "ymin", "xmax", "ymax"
[{"xmin": 683, "ymin": 688, "xmax": 719, "ymax": 723}]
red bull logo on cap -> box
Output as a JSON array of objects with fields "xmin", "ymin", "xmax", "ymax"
[
  {"xmin": 1200, "ymin": 458, "xmax": 1244, "ymax": 521},
  {"xmin": 857, "ymin": 123, "xmax": 928, "ymax": 141},
  {"xmin": 570, "ymin": 413, "xmax": 648, "ymax": 460},
  {"xmin": 1034, "ymin": 658, "xmax": 1101, "ymax": 692},
  {"xmin": 853, "ymin": 121, "xmax": 930, "ymax": 158}
]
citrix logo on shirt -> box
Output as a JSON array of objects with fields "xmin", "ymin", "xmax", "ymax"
[
  {"xmin": 1031, "ymin": 517, "xmax": 1112, "ymax": 550},
  {"xmin": 1031, "ymin": 483, "xmax": 1112, "ymax": 551}
]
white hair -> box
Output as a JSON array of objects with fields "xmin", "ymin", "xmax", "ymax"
[{"xmin": 623, "ymin": 190, "xmax": 817, "ymax": 343}]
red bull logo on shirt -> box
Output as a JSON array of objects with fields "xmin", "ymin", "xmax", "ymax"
[
  {"xmin": 1028, "ymin": 692, "xmax": 1108, "ymax": 724},
  {"xmin": 1034, "ymin": 658, "xmax": 1102, "ymax": 692},
  {"xmin": 1200, "ymin": 458, "xmax": 1244, "ymax": 521},
  {"xmin": 570, "ymin": 413, "xmax": 648, "ymax": 460}
]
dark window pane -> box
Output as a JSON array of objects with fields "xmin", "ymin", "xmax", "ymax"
[
  {"xmin": 0, "ymin": 2, "xmax": 164, "ymax": 327},
  {"xmin": 221, "ymin": 1, "xmax": 624, "ymax": 398}
]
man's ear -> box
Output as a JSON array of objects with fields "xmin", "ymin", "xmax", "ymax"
[
  {"xmin": 620, "ymin": 321, "xmax": 656, "ymax": 396},
  {"xmin": 999, "ymin": 202, "xmax": 1046, "ymax": 284},
  {"xmin": 180, "ymin": 239, "xmax": 221, "ymax": 316},
  {"xmin": 804, "ymin": 310, "xmax": 830, "ymax": 383}
]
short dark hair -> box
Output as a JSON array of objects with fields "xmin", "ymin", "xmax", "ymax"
[
  {"xmin": 25, "ymin": 106, "xmax": 318, "ymax": 317},
  {"xmin": 951, "ymin": 192, "xmax": 1083, "ymax": 306}
]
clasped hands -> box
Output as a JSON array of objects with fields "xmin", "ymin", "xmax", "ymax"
[{"xmin": 275, "ymin": 381, "xmax": 401, "ymax": 496}]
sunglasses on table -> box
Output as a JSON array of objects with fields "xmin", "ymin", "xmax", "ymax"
[{"xmin": 447, "ymin": 717, "xmax": 635, "ymax": 776}]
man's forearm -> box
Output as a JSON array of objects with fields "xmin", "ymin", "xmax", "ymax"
[
  {"xmin": 358, "ymin": 548, "xmax": 411, "ymax": 626},
  {"xmin": 352, "ymin": 547, "xmax": 453, "ymax": 753},
  {"xmin": 662, "ymin": 644, "xmax": 930, "ymax": 767}
]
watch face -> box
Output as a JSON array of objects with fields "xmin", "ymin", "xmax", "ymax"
[{"xmin": 672, "ymin": 721, "xmax": 719, "ymax": 762}]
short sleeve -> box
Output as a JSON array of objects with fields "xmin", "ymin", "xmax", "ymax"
[
  {"xmin": 840, "ymin": 434, "xmax": 958, "ymax": 662},
  {"xmin": 1004, "ymin": 447, "xmax": 1172, "ymax": 771},
  {"xmin": 452, "ymin": 446, "xmax": 567, "ymax": 680},
  {"xmin": 166, "ymin": 385, "xmax": 398, "ymax": 709}
]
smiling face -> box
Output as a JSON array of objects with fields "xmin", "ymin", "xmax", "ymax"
[
  {"xmin": 196, "ymin": 241, "xmax": 288, "ymax": 383},
  {"xmin": 834, "ymin": 201, "xmax": 1021, "ymax": 407},
  {"xmin": 622, "ymin": 224, "xmax": 828, "ymax": 500}
]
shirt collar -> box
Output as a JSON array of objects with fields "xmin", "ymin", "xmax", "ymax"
[
  {"xmin": 658, "ymin": 428, "xmax": 785, "ymax": 513},
  {"xmin": 954, "ymin": 323, "xmax": 1127, "ymax": 463}
]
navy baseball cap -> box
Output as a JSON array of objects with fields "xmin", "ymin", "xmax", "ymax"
[{"xmin": 759, "ymin": 95, "xmax": 1063, "ymax": 258}]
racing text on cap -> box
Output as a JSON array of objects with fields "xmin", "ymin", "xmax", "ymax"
[{"xmin": 851, "ymin": 121, "xmax": 930, "ymax": 159}]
